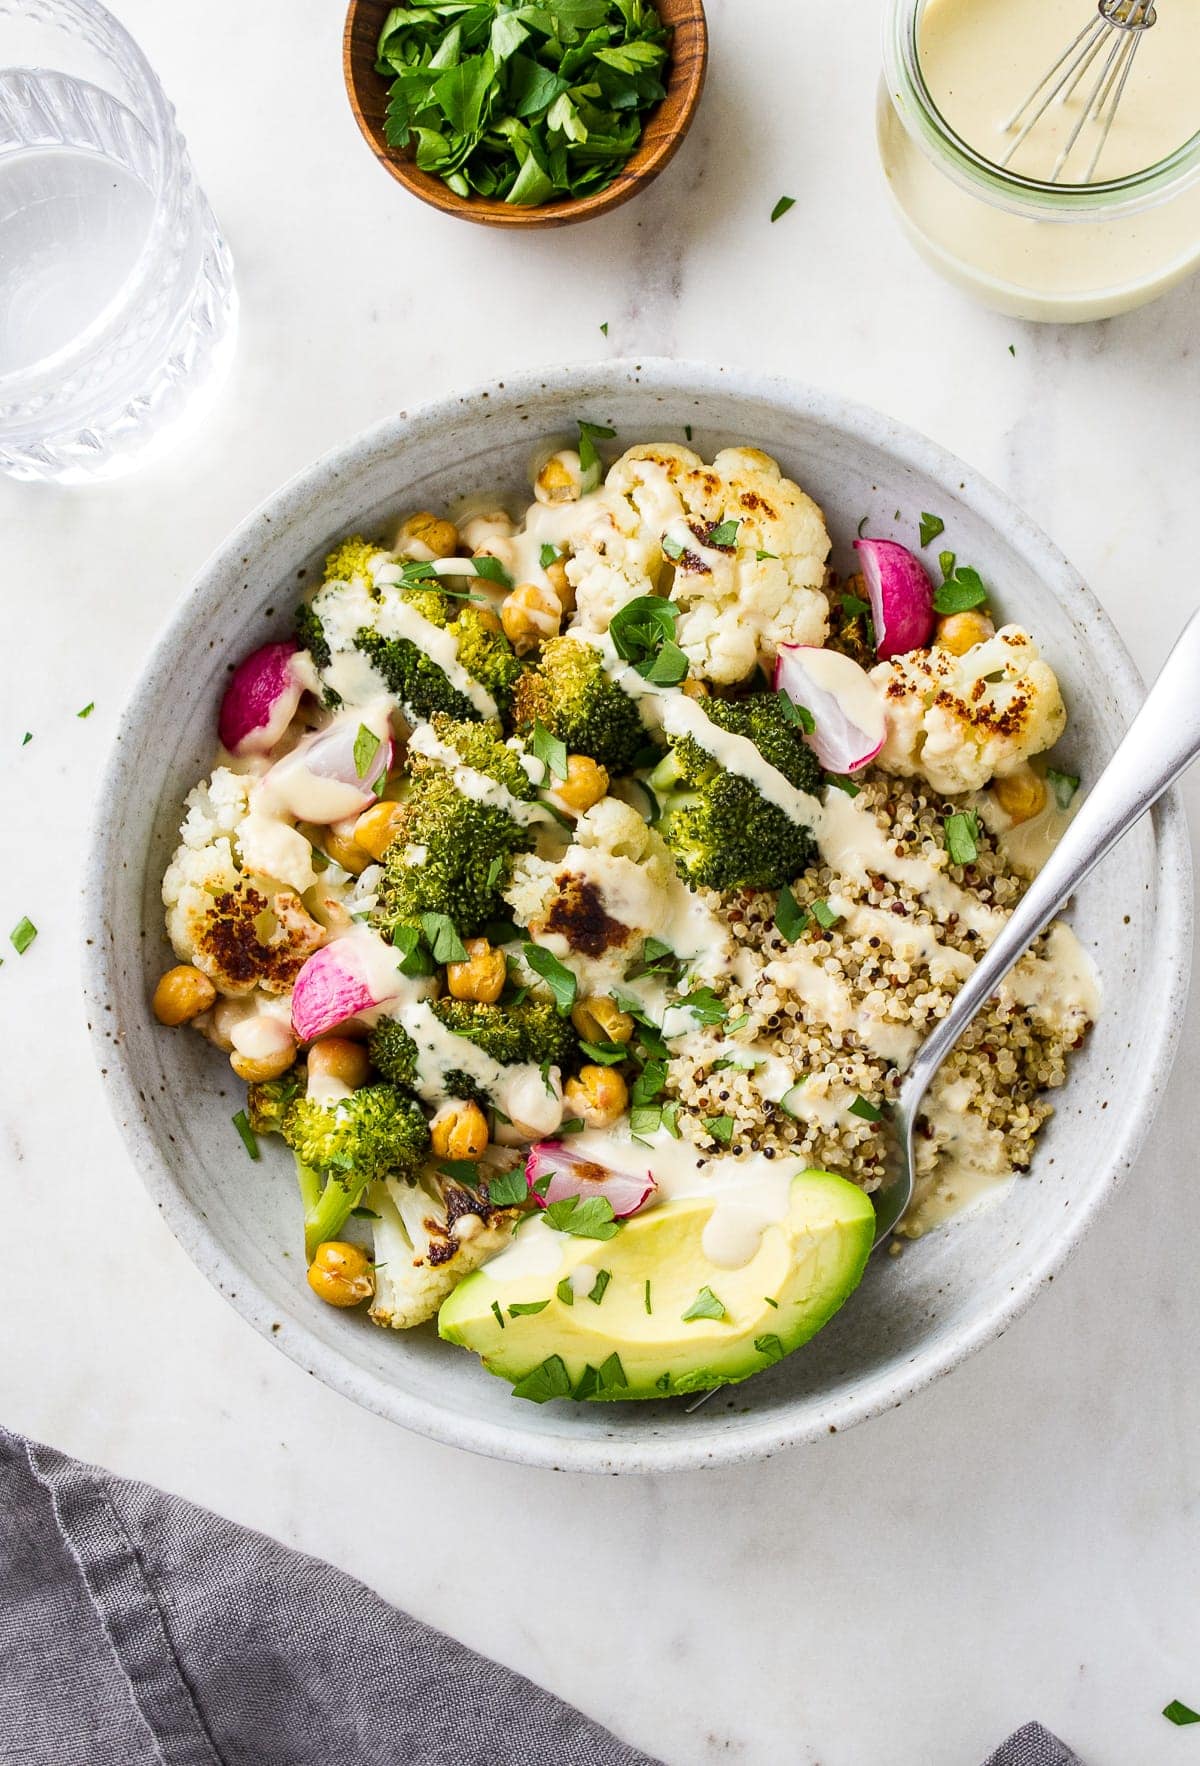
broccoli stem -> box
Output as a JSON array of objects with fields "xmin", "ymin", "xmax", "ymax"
[
  {"xmin": 295, "ymin": 1154, "xmax": 368, "ymax": 1261},
  {"xmin": 648, "ymin": 749, "xmax": 686, "ymax": 793}
]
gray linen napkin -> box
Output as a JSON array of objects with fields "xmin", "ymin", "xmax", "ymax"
[{"xmin": 0, "ymin": 1425, "xmax": 1082, "ymax": 1766}]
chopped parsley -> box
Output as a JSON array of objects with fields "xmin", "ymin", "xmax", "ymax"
[
  {"xmin": 944, "ymin": 810, "xmax": 979, "ymax": 867},
  {"xmin": 232, "ymin": 1110, "xmax": 260, "ymax": 1161},
  {"xmin": 543, "ymin": 1193, "xmax": 620, "ymax": 1240},
  {"xmin": 510, "ymin": 1355, "xmax": 572, "ymax": 1403},
  {"xmin": 522, "ymin": 942, "xmax": 577, "ymax": 1015},
  {"xmin": 754, "ymin": 1333, "xmax": 785, "ymax": 1364},
  {"xmin": 842, "ymin": 589, "xmax": 870, "ymax": 620},
  {"xmin": 705, "ymin": 1113, "xmax": 735, "ymax": 1145},
  {"xmin": 577, "ymin": 419, "xmax": 616, "ymax": 478},
  {"xmin": 539, "ymin": 542, "xmax": 561, "ymax": 570},
  {"xmin": 644, "ymin": 1279, "xmax": 652, "ymax": 1314},
  {"xmin": 826, "ymin": 774, "xmax": 861, "ymax": 797},
  {"xmin": 486, "ymin": 1167, "xmax": 528, "ymax": 1207},
  {"xmin": 600, "ymin": 320, "xmax": 609, "ymax": 335},
  {"xmin": 587, "ymin": 1268, "xmax": 612, "ymax": 1304},
  {"xmin": 932, "ymin": 563, "xmax": 989, "ymax": 615},
  {"xmin": 682, "ymin": 1285, "xmax": 727, "ymax": 1322},
  {"xmin": 707, "ymin": 518, "xmax": 740, "ymax": 549},
  {"xmin": 9, "ymin": 917, "xmax": 37, "ymax": 956},
  {"xmin": 419, "ymin": 911, "xmax": 468, "ymax": 965},
  {"xmin": 392, "ymin": 923, "xmax": 436, "ymax": 978},
  {"xmin": 509, "ymin": 1299, "xmax": 551, "ymax": 1317},
  {"xmin": 609, "ymin": 594, "xmax": 686, "ymax": 683},
  {"xmin": 21, "ymin": 732, "xmax": 32, "ymax": 746},
  {"xmin": 811, "ymin": 898, "xmax": 841, "ymax": 931},
  {"xmin": 849, "ymin": 1095, "xmax": 883, "ymax": 1123},
  {"xmin": 661, "ymin": 531, "xmax": 684, "ymax": 562},
  {"xmin": 76, "ymin": 701, "xmax": 95, "ymax": 719},
  {"xmin": 918, "ymin": 512, "xmax": 944, "ymax": 548},
  {"xmin": 770, "ymin": 194, "xmax": 796, "ymax": 223},
  {"xmin": 1163, "ymin": 1701, "xmax": 1200, "ymax": 1727},
  {"xmin": 491, "ymin": 1300, "xmax": 506, "ymax": 1330},
  {"xmin": 763, "ymin": 1295, "xmax": 779, "ymax": 1309},
  {"xmin": 1047, "ymin": 768, "xmax": 1080, "ymax": 810},
  {"xmin": 556, "ymin": 1277, "xmax": 575, "ymax": 1306},
  {"xmin": 776, "ymin": 691, "xmax": 814, "ymax": 733},
  {"xmin": 529, "ymin": 718, "xmax": 568, "ymax": 782},
  {"xmin": 776, "ymin": 885, "xmax": 809, "ymax": 943},
  {"xmin": 353, "ymin": 723, "xmax": 381, "ymax": 779}
]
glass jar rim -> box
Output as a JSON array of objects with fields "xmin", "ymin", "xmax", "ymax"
[
  {"xmin": 0, "ymin": 0, "xmax": 184, "ymax": 399},
  {"xmin": 883, "ymin": 0, "xmax": 1200, "ymax": 221}
]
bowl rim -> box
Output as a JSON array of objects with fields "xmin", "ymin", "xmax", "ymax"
[
  {"xmin": 82, "ymin": 358, "xmax": 1194, "ymax": 1474},
  {"xmin": 341, "ymin": 0, "xmax": 708, "ymax": 228}
]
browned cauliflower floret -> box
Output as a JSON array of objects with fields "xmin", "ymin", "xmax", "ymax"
[
  {"xmin": 566, "ymin": 443, "xmax": 831, "ymax": 683},
  {"xmin": 871, "ymin": 625, "xmax": 1067, "ymax": 795},
  {"xmin": 368, "ymin": 1173, "xmax": 522, "ymax": 1329}
]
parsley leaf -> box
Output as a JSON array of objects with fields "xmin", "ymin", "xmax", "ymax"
[
  {"xmin": 543, "ymin": 1194, "xmax": 620, "ymax": 1240},
  {"xmin": 918, "ymin": 512, "xmax": 945, "ymax": 547},
  {"xmin": 811, "ymin": 898, "xmax": 841, "ymax": 930},
  {"xmin": 486, "ymin": 1167, "xmax": 528, "ymax": 1207},
  {"xmin": 1163, "ymin": 1701, "xmax": 1200, "ymax": 1727},
  {"xmin": 705, "ymin": 1113, "xmax": 735, "ymax": 1145},
  {"xmin": 471, "ymin": 554, "xmax": 513, "ymax": 588},
  {"xmin": 944, "ymin": 810, "xmax": 979, "ymax": 866},
  {"xmin": 392, "ymin": 923, "xmax": 436, "ymax": 978},
  {"xmin": 539, "ymin": 542, "xmax": 561, "ymax": 570},
  {"xmin": 849, "ymin": 1095, "xmax": 883, "ymax": 1123},
  {"xmin": 933, "ymin": 564, "xmax": 989, "ymax": 615},
  {"xmin": 556, "ymin": 1277, "xmax": 575, "ymax": 1306},
  {"xmin": 754, "ymin": 1333, "xmax": 785, "ymax": 1364},
  {"xmin": 509, "ymin": 1299, "xmax": 551, "ymax": 1317},
  {"xmin": 707, "ymin": 518, "xmax": 740, "ymax": 548},
  {"xmin": 419, "ymin": 911, "xmax": 468, "ymax": 964},
  {"xmin": 587, "ymin": 1268, "xmax": 611, "ymax": 1304},
  {"xmin": 510, "ymin": 1355, "xmax": 573, "ymax": 1403},
  {"xmin": 770, "ymin": 195, "xmax": 796, "ymax": 223},
  {"xmin": 577, "ymin": 419, "xmax": 616, "ymax": 476},
  {"xmin": 682, "ymin": 1285, "xmax": 727, "ymax": 1321},
  {"xmin": 1047, "ymin": 768, "xmax": 1080, "ymax": 810},
  {"xmin": 9, "ymin": 917, "xmax": 36, "ymax": 955},
  {"xmin": 232, "ymin": 1110, "xmax": 260, "ymax": 1161},
  {"xmin": 523, "ymin": 941, "xmax": 577, "ymax": 1015},
  {"xmin": 353, "ymin": 723, "xmax": 381, "ymax": 779},
  {"xmin": 530, "ymin": 719, "xmax": 568, "ymax": 782},
  {"xmin": 776, "ymin": 885, "xmax": 809, "ymax": 942}
]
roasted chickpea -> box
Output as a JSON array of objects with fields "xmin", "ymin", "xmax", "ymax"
[
  {"xmin": 397, "ymin": 510, "xmax": 459, "ymax": 560},
  {"xmin": 352, "ymin": 800, "xmax": 407, "ymax": 862},
  {"xmin": 230, "ymin": 1039, "xmax": 297, "ymax": 1084},
  {"xmin": 501, "ymin": 582, "xmax": 562, "ymax": 653},
  {"xmin": 447, "ymin": 937, "xmax": 507, "ymax": 1005},
  {"xmin": 554, "ymin": 754, "xmax": 609, "ymax": 816},
  {"xmin": 544, "ymin": 552, "xmax": 574, "ymax": 611},
  {"xmin": 307, "ymin": 1240, "xmax": 375, "ymax": 1308},
  {"xmin": 321, "ymin": 824, "xmax": 371, "ymax": 876},
  {"xmin": 452, "ymin": 1212, "xmax": 483, "ymax": 1242},
  {"xmin": 681, "ymin": 676, "xmax": 709, "ymax": 700},
  {"xmin": 307, "ymin": 1037, "xmax": 371, "ymax": 1090},
  {"xmin": 460, "ymin": 510, "xmax": 515, "ymax": 553},
  {"xmin": 431, "ymin": 1100, "xmax": 489, "ymax": 1160},
  {"xmin": 935, "ymin": 610, "xmax": 995, "ymax": 656},
  {"xmin": 571, "ymin": 996, "xmax": 634, "ymax": 1046},
  {"xmin": 564, "ymin": 1065, "xmax": 628, "ymax": 1130},
  {"xmin": 534, "ymin": 450, "xmax": 582, "ymax": 505},
  {"xmin": 152, "ymin": 964, "xmax": 216, "ymax": 1026},
  {"xmin": 471, "ymin": 602, "xmax": 503, "ymax": 635},
  {"xmin": 994, "ymin": 767, "xmax": 1048, "ymax": 825}
]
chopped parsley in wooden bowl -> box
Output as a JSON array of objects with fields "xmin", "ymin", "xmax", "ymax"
[{"xmin": 343, "ymin": 0, "xmax": 707, "ymax": 226}]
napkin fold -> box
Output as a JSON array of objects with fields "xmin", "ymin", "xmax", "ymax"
[{"xmin": 0, "ymin": 1425, "xmax": 1082, "ymax": 1766}]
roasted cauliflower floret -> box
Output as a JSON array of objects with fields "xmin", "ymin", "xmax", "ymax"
[
  {"xmin": 567, "ymin": 443, "xmax": 831, "ymax": 684},
  {"xmin": 162, "ymin": 769, "xmax": 324, "ymax": 996},
  {"xmin": 368, "ymin": 1173, "xmax": 521, "ymax": 1329},
  {"xmin": 871, "ymin": 624, "xmax": 1067, "ymax": 795}
]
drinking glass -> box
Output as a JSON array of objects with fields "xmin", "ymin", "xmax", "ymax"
[{"xmin": 0, "ymin": 0, "xmax": 237, "ymax": 482}]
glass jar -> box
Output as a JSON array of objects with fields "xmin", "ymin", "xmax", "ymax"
[
  {"xmin": 878, "ymin": 0, "xmax": 1200, "ymax": 322},
  {"xmin": 0, "ymin": 0, "xmax": 237, "ymax": 482}
]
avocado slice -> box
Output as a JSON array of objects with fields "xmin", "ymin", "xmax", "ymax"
[{"xmin": 437, "ymin": 1167, "xmax": 874, "ymax": 1402}]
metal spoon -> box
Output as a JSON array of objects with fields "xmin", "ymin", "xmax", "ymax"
[{"xmin": 871, "ymin": 608, "xmax": 1200, "ymax": 1246}]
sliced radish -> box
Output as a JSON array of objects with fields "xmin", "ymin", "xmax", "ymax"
[
  {"xmin": 774, "ymin": 644, "xmax": 886, "ymax": 774},
  {"xmin": 525, "ymin": 1142, "xmax": 655, "ymax": 1218},
  {"xmin": 291, "ymin": 931, "xmax": 403, "ymax": 1042},
  {"xmin": 853, "ymin": 538, "xmax": 935, "ymax": 660},
  {"xmin": 259, "ymin": 707, "xmax": 394, "ymax": 825},
  {"xmin": 219, "ymin": 641, "xmax": 304, "ymax": 756}
]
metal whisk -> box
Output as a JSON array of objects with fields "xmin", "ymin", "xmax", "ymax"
[{"xmin": 1001, "ymin": 0, "xmax": 1158, "ymax": 184}]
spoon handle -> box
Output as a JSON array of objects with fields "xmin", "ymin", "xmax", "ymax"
[{"xmin": 905, "ymin": 609, "xmax": 1200, "ymax": 1096}]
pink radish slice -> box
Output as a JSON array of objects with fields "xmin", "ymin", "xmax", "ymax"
[
  {"xmin": 853, "ymin": 538, "xmax": 935, "ymax": 659},
  {"xmin": 525, "ymin": 1142, "xmax": 656, "ymax": 1218},
  {"xmin": 219, "ymin": 642, "xmax": 304, "ymax": 756},
  {"xmin": 291, "ymin": 936, "xmax": 402, "ymax": 1042},
  {"xmin": 260, "ymin": 712, "xmax": 394, "ymax": 825},
  {"xmin": 774, "ymin": 644, "xmax": 886, "ymax": 774}
]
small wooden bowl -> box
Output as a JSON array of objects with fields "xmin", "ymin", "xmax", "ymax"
[{"xmin": 343, "ymin": 0, "xmax": 707, "ymax": 228}]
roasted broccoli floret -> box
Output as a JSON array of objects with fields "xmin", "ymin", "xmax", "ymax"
[
  {"xmin": 294, "ymin": 600, "xmax": 332, "ymax": 672},
  {"xmin": 649, "ymin": 694, "xmax": 823, "ymax": 892},
  {"xmin": 356, "ymin": 593, "xmax": 522, "ymax": 724},
  {"xmin": 433, "ymin": 996, "xmax": 579, "ymax": 1068},
  {"xmin": 426, "ymin": 714, "xmax": 538, "ymax": 801},
  {"xmin": 287, "ymin": 1083, "xmax": 430, "ymax": 1258},
  {"xmin": 512, "ymin": 636, "xmax": 648, "ymax": 773},
  {"xmin": 367, "ymin": 1017, "xmax": 419, "ymax": 1089},
  {"xmin": 246, "ymin": 1065, "xmax": 305, "ymax": 1136},
  {"xmin": 372, "ymin": 766, "xmax": 533, "ymax": 940}
]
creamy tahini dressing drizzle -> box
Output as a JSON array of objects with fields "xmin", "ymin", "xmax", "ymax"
[{"xmin": 405, "ymin": 724, "xmax": 553, "ymax": 827}]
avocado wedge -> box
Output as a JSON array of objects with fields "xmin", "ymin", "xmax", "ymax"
[{"xmin": 437, "ymin": 1167, "xmax": 874, "ymax": 1402}]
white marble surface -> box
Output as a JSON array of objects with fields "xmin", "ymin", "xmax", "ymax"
[{"xmin": 2, "ymin": 2, "xmax": 1199, "ymax": 1761}]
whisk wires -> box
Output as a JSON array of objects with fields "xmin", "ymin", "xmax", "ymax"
[{"xmin": 1001, "ymin": 0, "xmax": 1157, "ymax": 184}]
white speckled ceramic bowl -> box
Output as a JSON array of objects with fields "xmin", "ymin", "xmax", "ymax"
[{"xmin": 83, "ymin": 361, "xmax": 1192, "ymax": 1473}]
